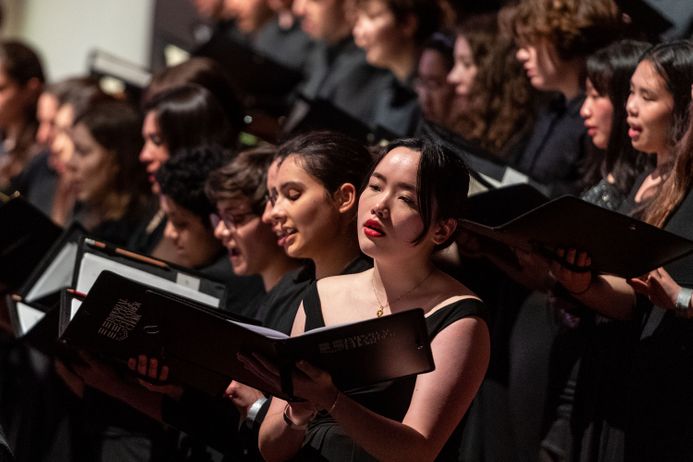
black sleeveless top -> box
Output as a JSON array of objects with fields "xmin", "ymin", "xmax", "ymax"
[{"xmin": 294, "ymin": 282, "xmax": 487, "ymax": 462}]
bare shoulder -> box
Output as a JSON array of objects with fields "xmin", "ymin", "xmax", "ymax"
[
  {"xmin": 429, "ymin": 270, "xmax": 482, "ymax": 311},
  {"xmin": 315, "ymin": 269, "xmax": 372, "ymax": 298}
]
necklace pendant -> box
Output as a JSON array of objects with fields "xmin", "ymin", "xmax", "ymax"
[{"xmin": 376, "ymin": 305, "xmax": 384, "ymax": 317}]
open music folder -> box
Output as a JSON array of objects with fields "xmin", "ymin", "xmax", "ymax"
[
  {"xmin": 60, "ymin": 271, "xmax": 435, "ymax": 399},
  {"xmin": 460, "ymin": 190, "xmax": 693, "ymax": 278}
]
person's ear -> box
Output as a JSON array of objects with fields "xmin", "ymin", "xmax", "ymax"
[
  {"xmin": 24, "ymin": 77, "xmax": 42, "ymax": 96},
  {"xmin": 431, "ymin": 218, "xmax": 457, "ymax": 245},
  {"xmin": 333, "ymin": 183, "xmax": 357, "ymax": 214}
]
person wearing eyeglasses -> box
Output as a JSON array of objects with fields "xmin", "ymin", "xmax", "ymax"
[{"xmin": 155, "ymin": 144, "xmax": 265, "ymax": 311}]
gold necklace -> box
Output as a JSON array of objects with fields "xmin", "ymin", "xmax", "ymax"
[{"xmin": 372, "ymin": 268, "xmax": 435, "ymax": 317}]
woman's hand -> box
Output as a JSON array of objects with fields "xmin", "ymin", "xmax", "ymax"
[
  {"xmin": 628, "ymin": 267, "xmax": 688, "ymax": 315},
  {"xmin": 70, "ymin": 350, "xmax": 122, "ymax": 394},
  {"xmin": 512, "ymin": 247, "xmax": 553, "ymax": 291},
  {"xmin": 550, "ymin": 248, "xmax": 593, "ymax": 295},
  {"xmin": 238, "ymin": 353, "xmax": 338, "ymax": 413},
  {"xmin": 127, "ymin": 354, "xmax": 183, "ymax": 400},
  {"xmin": 225, "ymin": 381, "xmax": 266, "ymax": 420}
]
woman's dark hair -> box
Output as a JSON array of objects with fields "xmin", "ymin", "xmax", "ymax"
[
  {"xmin": 0, "ymin": 40, "xmax": 45, "ymax": 185},
  {"xmin": 644, "ymin": 102, "xmax": 693, "ymax": 228},
  {"xmin": 587, "ymin": 40, "xmax": 652, "ymax": 195},
  {"xmin": 206, "ymin": 145, "xmax": 276, "ymax": 214},
  {"xmin": 0, "ymin": 40, "xmax": 45, "ymax": 87},
  {"xmin": 144, "ymin": 83, "xmax": 232, "ymax": 155},
  {"xmin": 157, "ymin": 144, "xmax": 231, "ymax": 226},
  {"xmin": 371, "ymin": 137, "xmax": 470, "ymax": 250},
  {"xmin": 54, "ymin": 76, "xmax": 110, "ymax": 121},
  {"xmin": 421, "ymin": 32, "xmax": 454, "ymax": 71},
  {"xmin": 142, "ymin": 57, "xmax": 245, "ymax": 137},
  {"xmin": 276, "ymin": 131, "xmax": 374, "ymax": 195},
  {"xmin": 636, "ymin": 41, "xmax": 693, "ymax": 227},
  {"xmin": 73, "ymin": 100, "xmax": 150, "ymax": 216},
  {"xmin": 640, "ymin": 40, "xmax": 693, "ymax": 149},
  {"xmin": 380, "ymin": 0, "xmax": 442, "ymax": 44}
]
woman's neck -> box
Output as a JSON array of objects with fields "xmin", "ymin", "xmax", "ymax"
[
  {"xmin": 261, "ymin": 254, "xmax": 301, "ymax": 292},
  {"xmin": 556, "ymin": 59, "xmax": 584, "ymax": 101},
  {"xmin": 312, "ymin": 230, "xmax": 361, "ymax": 280},
  {"xmin": 372, "ymin": 257, "xmax": 436, "ymax": 301},
  {"xmin": 652, "ymin": 147, "xmax": 674, "ymax": 179}
]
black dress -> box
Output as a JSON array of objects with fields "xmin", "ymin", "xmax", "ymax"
[
  {"xmin": 624, "ymin": 188, "xmax": 693, "ymax": 461},
  {"xmin": 295, "ymin": 283, "xmax": 487, "ymax": 461}
]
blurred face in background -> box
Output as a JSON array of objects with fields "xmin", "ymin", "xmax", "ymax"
[
  {"xmin": 66, "ymin": 122, "xmax": 117, "ymax": 205},
  {"xmin": 0, "ymin": 66, "xmax": 38, "ymax": 130},
  {"xmin": 447, "ymin": 35, "xmax": 477, "ymax": 97},
  {"xmin": 50, "ymin": 103, "xmax": 76, "ymax": 174},
  {"xmin": 293, "ymin": 0, "xmax": 352, "ymax": 44},
  {"xmin": 161, "ymin": 194, "xmax": 221, "ymax": 269},
  {"xmin": 36, "ymin": 92, "xmax": 59, "ymax": 147},
  {"xmin": 580, "ymin": 78, "xmax": 613, "ymax": 150},
  {"xmin": 193, "ymin": 0, "xmax": 224, "ymax": 19},
  {"xmin": 139, "ymin": 110, "xmax": 169, "ymax": 193},
  {"xmin": 416, "ymin": 48, "xmax": 455, "ymax": 126},
  {"xmin": 223, "ymin": 0, "xmax": 274, "ymax": 34},
  {"xmin": 353, "ymin": 0, "xmax": 412, "ymax": 69}
]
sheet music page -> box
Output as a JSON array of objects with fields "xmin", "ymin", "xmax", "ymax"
[
  {"xmin": 26, "ymin": 242, "xmax": 78, "ymax": 302},
  {"xmin": 17, "ymin": 302, "xmax": 45, "ymax": 334},
  {"xmin": 75, "ymin": 253, "xmax": 220, "ymax": 313}
]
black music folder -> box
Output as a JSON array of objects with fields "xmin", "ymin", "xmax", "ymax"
[
  {"xmin": 0, "ymin": 193, "xmax": 62, "ymax": 291},
  {"xmin": 60, "ymin": 271, "xmax": 434, "ymax": 399},
  {"xmin": 6, "ymin": 223, "xmax": 85, "ymax": 352},
  {"xmin": 419, "ymin": 121, "xmax": 550, "ymax": 194},
  {"xmin": 281, "ymin": 94, "xmax": 380, "ymax": 145},
  {"xmin": 194, "ymin": 31, "xmax": 303, "ymax": 111},
  {"xmin": 460, "ymin": 194, "xmax": 693, "ymax": 278}
]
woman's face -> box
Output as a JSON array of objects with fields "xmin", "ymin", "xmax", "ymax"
[
  {"xmin": 268, "ymin": 154, "xmax": 343, "ymax": 260},
  {"xmin": 50, "ymin": 104, "xmax": 75, "ymax": 174},
  {"xmin": 416, "ymin": 49, "xmax": 455, "ymax": 125},
  {"xmin": 0, "ymin": 69, "xmax": 35, "ymax": 129},
  {"xmin": 353, "ymin": 1, "xmax": 404, "ymax": 69},
  {"xmin": 161, "ymin": 194, "xmax": 221, "ymax": 269},
  {"xmin": 580, "ymin": 79, "xmax": 614, "ymax": 150},
  {"xmin": 223, "ymin": 0, "xmax": 273, "ymax": 34},
  {"xmin": 626, "ymin": 60, "xmax": 675, "ymax": 156},
  {"xmin": 140, "ymin": 111, "xmax": 169, "ymax": 192},
  {"xmin": 66, "ymin": 122, "xmax": 116, "ymax": 205},
  {"xmin": 295, "ymin": 0, "xmax": 348, "ymax": 44},
  {"xmin": 358, "ymin": 146, "xmax": 431, "ymax": 259},
  {"xmin": 516, "ymin": 39, "xmax": 562, "ymax": 92},
  {"xmin": 447, "ymin": 36, "xmax": 477, "ymax": 97},
  {"xmin": 214, "ymin": 197, "xmax": 278, "ymax": 276},
  {"xmin": 36, "ymin": 92, "xmax": 59, "ymax": 146}
]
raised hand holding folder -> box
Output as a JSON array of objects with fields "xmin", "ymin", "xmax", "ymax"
[{"xmin": 460, "ymin": 192, "xmax": 693, "ymax": 278}]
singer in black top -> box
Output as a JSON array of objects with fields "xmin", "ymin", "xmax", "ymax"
[{"xmin": 252, "ymin": 138, "xmax": 490, "ymax": 462}]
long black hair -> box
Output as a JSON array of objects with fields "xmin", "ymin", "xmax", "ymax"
[{"xmin": 586, "ymin": 40, "xmax": 652, "ymax": 194}]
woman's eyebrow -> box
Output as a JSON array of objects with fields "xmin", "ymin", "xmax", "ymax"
[
  {"xmin": 279, "ymin": 180, "xmax": 304, "ymax": 190},
  {"xmin": 372, "ymin": 171, "xmax": 416, "ymax": 191}
]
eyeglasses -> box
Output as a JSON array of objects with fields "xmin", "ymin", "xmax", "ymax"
[
  {"xmin": 209, "ymin": 211, "xmax": 257, "ymax": 230},
  {"xmin": 413, "ymin": 76, "xmax": 449, "ymax": 92}
]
